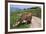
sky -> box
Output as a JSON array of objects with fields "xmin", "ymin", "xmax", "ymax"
[{"xmin": 10, "ymin": 5, "xmax": 33, "ymax": 9}]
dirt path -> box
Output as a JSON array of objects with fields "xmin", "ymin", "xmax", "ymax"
[{"xmin": 31, "ymin": 16, "xmax": 41, "ymax": 28}]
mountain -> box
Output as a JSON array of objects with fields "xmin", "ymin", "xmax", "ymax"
[{"xmin": 10, "ymin": 7, "xmax": 21, "ymax": 12}]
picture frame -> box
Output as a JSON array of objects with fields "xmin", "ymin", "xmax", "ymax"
[{"xmin": 5, "ymin": 0, "xmax": 45, "ymax": 34}]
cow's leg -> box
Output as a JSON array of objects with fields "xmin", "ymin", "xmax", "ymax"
[
  {"xmin": 13, "ymin": 21, "xmax": 20, "ymax": 27},
  {"xmin": 26, "ymin": 19, "xmax": 30, "ymax": 24}
]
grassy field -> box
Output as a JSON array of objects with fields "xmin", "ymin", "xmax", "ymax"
[{"xmin": 10, "ymin": 7, "xmax": 41, "ymax": 29}]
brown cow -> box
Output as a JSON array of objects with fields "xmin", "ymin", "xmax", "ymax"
[{"xmin": 13, "ymin": 13, "xmax": 32, "ymax": 27}]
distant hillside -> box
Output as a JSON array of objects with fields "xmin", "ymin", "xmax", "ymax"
[{"xmin": 10, "ymin": 7, "xmax": 21, "ymax": 12}]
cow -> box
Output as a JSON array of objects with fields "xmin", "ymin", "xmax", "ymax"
[{"xmin": 13, "ymin": 13, "xmax": 32, "ymax": 27}]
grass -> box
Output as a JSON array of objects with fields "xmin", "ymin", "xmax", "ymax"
[{"xmin": 14, "ymin": 23, "xmax": 30, "ymax": 29}]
